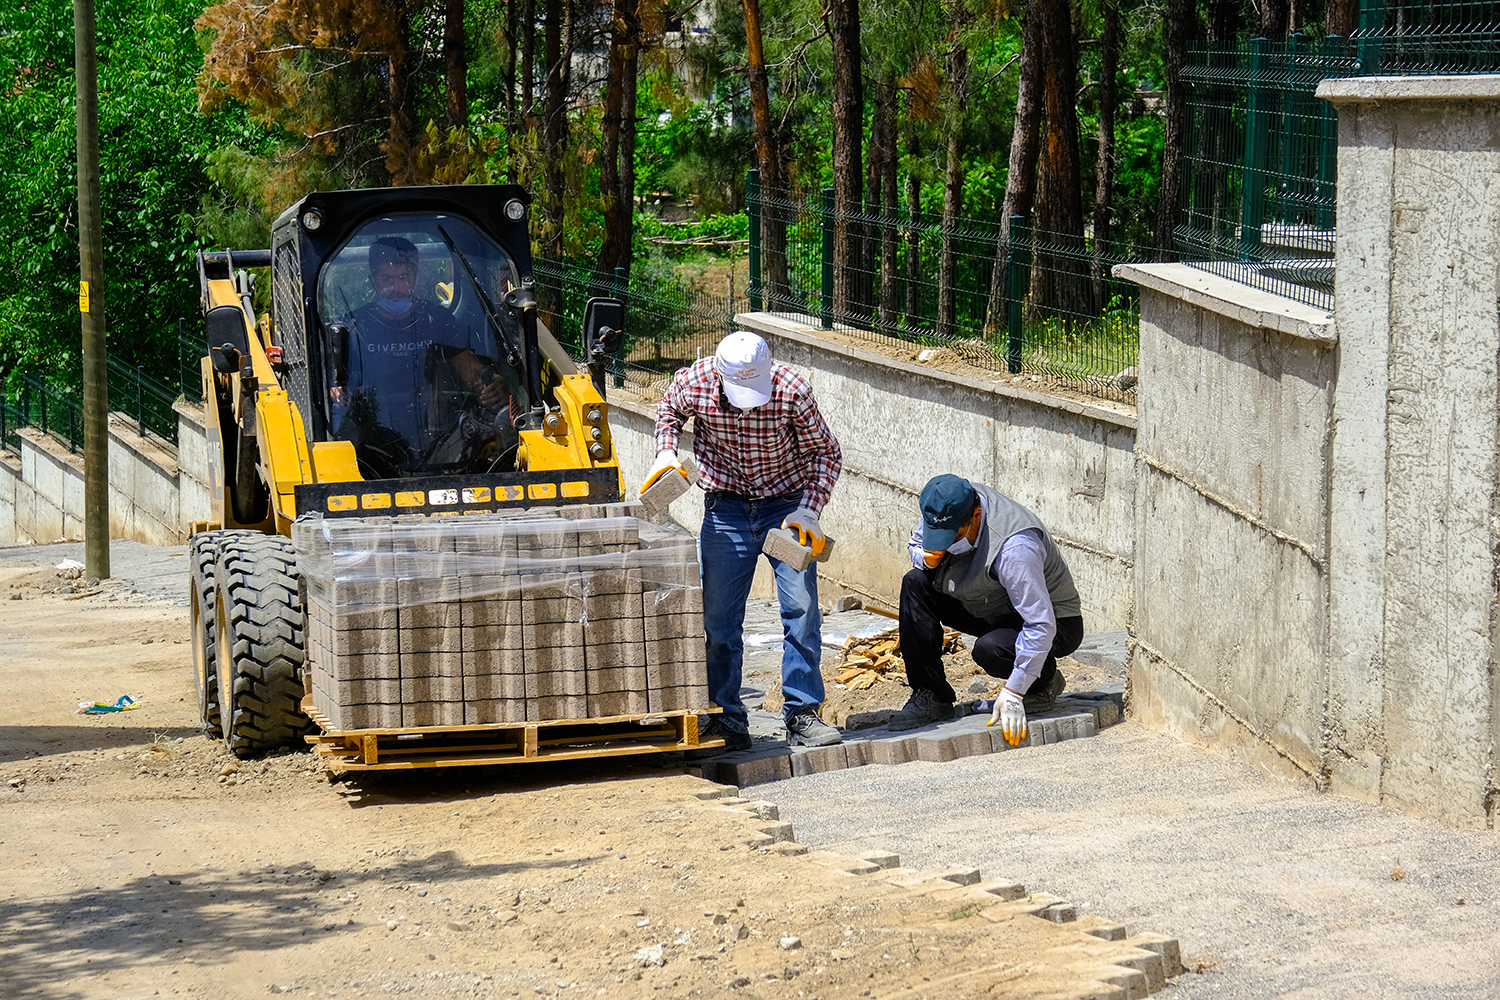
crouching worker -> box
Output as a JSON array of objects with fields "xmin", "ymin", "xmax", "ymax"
[{"xmin": 889, "ymin": 474, "xmax": 1083, "ymax": 745}]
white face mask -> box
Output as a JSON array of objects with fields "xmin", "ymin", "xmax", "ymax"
[{"xmin": 946, "ymin": 535, "xmax": 974, "ymax": 556}]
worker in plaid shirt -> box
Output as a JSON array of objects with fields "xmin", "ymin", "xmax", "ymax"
[{"xmin": 644, "ymin": 331, "xmax": 844, "ymax": 750}]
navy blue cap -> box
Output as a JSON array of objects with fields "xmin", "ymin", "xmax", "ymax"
[{"xmin": 919, "ymin": 474, "xmax": 979, "ymax": 552}]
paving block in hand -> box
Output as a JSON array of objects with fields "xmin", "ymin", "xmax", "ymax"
[{"xmin": 760, "ymin": 526, "xmax": 835, "ymax": 573}]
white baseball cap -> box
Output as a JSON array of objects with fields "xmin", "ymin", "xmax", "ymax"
[{"xmin": 715, "ymin": 331, "xmax": 773, "ymax": 409}]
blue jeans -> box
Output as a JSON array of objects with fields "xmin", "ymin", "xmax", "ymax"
[{"xmin": 699, "ymin": 493, "xmax": 824, "ymax": 734}]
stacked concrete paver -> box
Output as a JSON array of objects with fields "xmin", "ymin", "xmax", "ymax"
[{"xmin": 295, "ymin": 504, "xmax": 707, "ymax": 731}]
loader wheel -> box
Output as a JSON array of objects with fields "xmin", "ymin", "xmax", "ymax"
[
  {"xmin": 214, "ymin": 532, "xmax": 312, "ymax": 758},
  {"xmin": 189, "ymin": 530, "xmax": 253, "ymax": 739}
]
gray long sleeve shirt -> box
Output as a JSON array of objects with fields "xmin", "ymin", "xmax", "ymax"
[{"xmin": 907, "ymin": 494, "xmax": 1057, "ymax": 695}]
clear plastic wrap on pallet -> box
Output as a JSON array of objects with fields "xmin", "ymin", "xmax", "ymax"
[
  {"xmin": 291, "ymin": 505, "xmax": 708, "ymax": 730},
  {"xmin": 292, "ymin": 510, "xmax": 701, "ymax": 612}
]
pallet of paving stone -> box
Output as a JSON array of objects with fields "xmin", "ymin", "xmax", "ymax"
[
  {"xmin": 302, "ymin": 697, "xmax": 722, "ymax": 770},
  {"xmin": 293, "ymin": 506, "xmax": 713, "ymax": 743}
]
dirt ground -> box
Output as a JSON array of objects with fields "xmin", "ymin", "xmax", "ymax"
[{"xmin": 0, "ymin": 556, "xmax": 1163, "ymax": 1000}]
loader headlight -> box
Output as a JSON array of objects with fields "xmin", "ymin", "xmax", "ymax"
[
  {"xmin": 504, "ymin": 199, "xmax": 526, "ymax": 221},
  {"xmin": 301, "ymin": 209, "xmax": 324, "ymax": 231}
]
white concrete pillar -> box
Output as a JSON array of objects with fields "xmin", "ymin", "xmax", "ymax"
[{"xmin": 1320, "ymin": 76, "xmax": 1500, "ymax": 827}]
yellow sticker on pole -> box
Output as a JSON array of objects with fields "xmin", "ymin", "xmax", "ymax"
[{"xmin": 79, "ymin": 281, "xmax": 89, "ymax": 313}]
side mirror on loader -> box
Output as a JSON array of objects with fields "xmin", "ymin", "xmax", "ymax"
[{"xmin": 582, "ymin": 297, "xmax": 625, "ymax": 398}]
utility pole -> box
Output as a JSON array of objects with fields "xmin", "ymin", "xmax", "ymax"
[{"xmin": 76, "ymin": 0, "xmax": 109, "ymax": 579}]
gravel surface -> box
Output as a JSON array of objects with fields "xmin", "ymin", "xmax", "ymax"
[
  {"xmin": 0, "ymin": 538, "xmax": 188, "ymax": 605},
  {"xmin": 758, "ymin": 720, "xmax": 1500, "ymax": 999}
]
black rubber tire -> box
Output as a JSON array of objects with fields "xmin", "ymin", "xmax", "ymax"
[
  {"xmin": 189, "ymin": 530, "xmax": 253, "ymax": 739},
  {"xmin": 214, "ymin": 532, "xmax": 312, "ymax": 758}
]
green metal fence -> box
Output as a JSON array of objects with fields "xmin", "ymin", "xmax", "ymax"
[
  {"xmin": 108, "ymin": 355, "xmax": 180, "ymax": 445},
  {"xmin": 534, "ymin": 256, "xmax": 748, "ymax": 391},
  {"xmin": 748, "ymin": 176, "xmax": 1146, "ymax": 401},
  {"xmin": 0, "ymin": 359, "xmax": 180, "ymax": 459},
  {"xmin": 179, "ymin": 321, "xmax": 204, "ymax": 404},
  {"xmin": 1177, "ymin": 1, "xmax": 1500, "ymax": 308},
  {"xmin": 1178, "ymin": 36, "xmax": 1342, "ymax": 309},
  {"xmin": 4, "ymin": 374, "xmax": 86, "ymax": 455}
]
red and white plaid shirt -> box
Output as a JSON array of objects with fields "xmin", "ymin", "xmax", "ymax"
[{"xmin": 655, "ymin": 357, "xmax": 842, "ymax": 513}]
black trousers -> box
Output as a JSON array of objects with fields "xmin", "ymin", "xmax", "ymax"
[{"xmin": 898, "ymin": 567, "xmax": 1085, "ymax": 703}]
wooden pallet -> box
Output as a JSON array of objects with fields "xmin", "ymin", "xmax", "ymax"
[{"xmin": 302, "ymin": 697, "xmax": 722, "ymax": 770}]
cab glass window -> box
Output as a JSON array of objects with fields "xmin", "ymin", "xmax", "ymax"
[{"xmin": 316, "ymin": 214, "xmax": 526, "ymax": 479}]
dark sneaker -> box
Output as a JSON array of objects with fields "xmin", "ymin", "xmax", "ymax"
[
  {"xmin": 1023, "ymin": 671, "xmax": 1067, "ymax": 715},
  {"xmin": 786, "ymin": 710, "xmax": 842, "ymax": 747},
  {"xmin": 688, "ymin": 718, "xmax": 752, "ymax": 758},
  {"xmin": 887, "ymin": 688, "xmax": 954, "ymax": 732}
]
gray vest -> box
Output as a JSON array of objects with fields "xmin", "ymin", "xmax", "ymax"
[{"xmin": 931, "ymin": 483, "xmax": 1081, "ymax": 622}]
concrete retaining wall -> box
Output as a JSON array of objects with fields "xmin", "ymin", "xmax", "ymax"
[
  {"xmin": 607, "ymin": 315, "xmax": 1139, "ymax": 632},
  {"xmin": 1120, "ymin": 264, "xmax": 1337, "ymax": 786},
  {"xmin": 1118, "ymin": 75, "xmax": 1500, "ymax": 828},
  {"xmin": 0, "ymin": 405, "xmax": 214, "ymax": 549}
]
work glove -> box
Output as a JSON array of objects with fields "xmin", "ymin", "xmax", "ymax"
[
  {"xmin": 782, "ymin": 507, "xmax": 827, "ymax": 557},
  {"xmin": 989, "ymin": 686, "xmax": 1028, "ymax": 746},
  {"xmin": 639, "ymin": 450, "xmax": 687, "ymax": 494}
]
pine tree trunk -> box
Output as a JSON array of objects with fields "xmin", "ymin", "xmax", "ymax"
[
  {"xmin": 865, "ymin": 82, "xmax": 886, "ymax": 326},
  {"xmin": 1259, "ymin": 0, "xmax": 1288, "ymax": 38},
  {"xmin": 1029, "ymin": 0, "xmax": 1089, "ymax": 320},
  {"xmin": 879, "ymin": 84, "xmax": 899, "ymax": 333},
  {"xmin": 385, "ymin": 0, "xmax": 417, "ymax": 184},
  {"xmin": 937, "ymin": 7, "xmax": 969, "ymax": 340},
  {"xmin": 505, "ymin": 0, "xmax": 519, "ymax": 155},
  {"xmin": 542, "ymin": 0, "xmax": 570, "ymax": 322},
  {"xmin": 1154, "ymin": 0, "xmax": 1191, "ymax": 259},
  {"xmin": 1326, "ymin": 0, "xmax": 1358, "ymax": 36},
  {"xmin": 742, "ymin": 0, "xmax": 787, "ymax": 309},
  {"xmin": 444, "ymin": 0, "xmax": 467, "ymax": 129},
  {"xmin": 829, "ymin": 0, "xmax": 863, "ymax": 326},
  {"xmin": 521, "ymin": 0, "xmax": 536, "ymax": 128},
  {"xmin": 985, "ymin": 2, "xmax": 1041, "ymax": 336},
  {"xmin": 598, "ymin": 1, "xmax": 626, "ymax": 280},
  {"xmin": 619, "ymin": 5, "xmax": 639, "ymax": 280},
  {"xmin": 1092, "ymin": 0, "xmax": 1118, "ymax": 306},
  {"xmin": 904, "ymin": 124, "xmax": 921, "ymax": 320}
]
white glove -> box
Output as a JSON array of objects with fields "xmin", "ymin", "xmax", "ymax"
[
  {"xmin": 639, "ymin": 450, "xmax": 686, "ymax": 494},
  {"xmin": 782, "ymin": 507, "xmax": 826, "ymax": 556},
  {"xmin": 989, "ymin": 687, "xmax": 1028, "ymax": 746}
]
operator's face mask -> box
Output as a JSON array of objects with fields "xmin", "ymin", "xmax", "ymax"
[{"xmin": 377, "ymin": 295, "xmax": 414, "ymax": 316}]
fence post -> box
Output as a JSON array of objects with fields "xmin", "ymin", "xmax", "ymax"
[
  {"xmin": 1238, "ymin": 37, "xmax": 1269, "ymax": 261},
  {"xmin": 1278, "ymin": 33, "xmax": 1305, "ymax": 227},
  {"xmin": 135, "ymin": 365, "xmax": 145, "ymax": 436},
  {"xmin": 747, "ymin": 169, "xmax": 762, "ymax": 313},
  {"xmin": 611, "ymin": 266, "xmax": 626, "ymax": 388},
  {"xmin": 1317, "ymin": 35, "xmax": 1340, "ymax": 231},
  {"xmin": 1006, "ymin": 216, "xmax": 1030, "ymax": 374},
  {"xmin": 820, "ymin": 187, "xmax": 834, "ymax": 330},
  {"xmin": 1357, "ymin": 0, "xmax": 1383, "ymax": 75}
]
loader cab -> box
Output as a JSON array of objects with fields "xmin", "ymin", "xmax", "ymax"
[
  {"xmin": 270, "ymin": 185, "xmax": 543, "ymax": 483},
  {"xmin": 317, "ymin": 215, "xmax": 529, "ymax": 480}
]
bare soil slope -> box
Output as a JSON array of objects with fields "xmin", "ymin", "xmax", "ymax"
[{"xmin": 0, "ymin": 558, "xmax": 1165, "ymax": 1000}]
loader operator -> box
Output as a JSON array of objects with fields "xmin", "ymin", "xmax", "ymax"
[
  {"xmin": 888, "ymin": 474, "xmax": 1083, "ymax": 746},
  {"xmin": 331, "ymin": 235, "xmax": 515, "ymax": 478},
  {"xmin": 645, "ymin": 331, "xmax": 844, "ymax": 752}
]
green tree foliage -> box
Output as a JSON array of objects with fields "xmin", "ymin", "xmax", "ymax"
[{"xmin": 0, "ymin": 0, "xmax": 269, "ymax": 387}]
